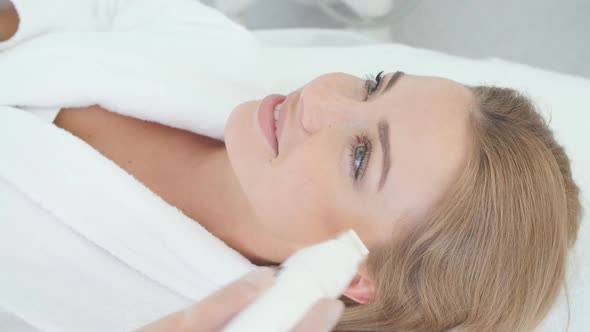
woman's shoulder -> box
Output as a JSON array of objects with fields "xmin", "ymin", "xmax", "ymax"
[
  {"xmin": 54, "ymin": 105, "xmax": 223, "ymax": 219},
  {"xmin": 54, "ymin": 105, "xmax": 220, "ymax": 162}
]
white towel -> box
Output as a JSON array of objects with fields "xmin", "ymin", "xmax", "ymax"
[{"xmin": 0, "ymin": 0, "xmax": 275, "ymax": 140}]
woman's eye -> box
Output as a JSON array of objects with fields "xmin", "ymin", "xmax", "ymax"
[
  {"xmin": 363, "ymin": 71, "xmax": 385, "ymax": 100},
  {"xmin": 348, "ymin": 133, "xmax": 373, "ymax": 180}
]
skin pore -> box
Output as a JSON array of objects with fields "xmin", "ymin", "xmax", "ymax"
[{"xmin": 54, "ymin": 72, "xmax": 473, "ymax": 305}]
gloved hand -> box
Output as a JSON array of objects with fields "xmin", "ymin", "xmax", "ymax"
[{"xmin": 136, "ymin": 267, "xmax": 344, "ymax": 332}]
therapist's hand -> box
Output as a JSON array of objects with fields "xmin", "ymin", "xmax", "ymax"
[{"xmin": 135, "ymin": 267, "xmax": 344, "ymax": 332}]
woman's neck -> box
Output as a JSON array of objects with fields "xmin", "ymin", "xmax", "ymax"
[
  {"xmin": 54, "ymin": 106, "xmax": 294, "ymax": 265},
  {"xmin": 189, "ymin": 142, "xmax": 296, "ymax": 265}
]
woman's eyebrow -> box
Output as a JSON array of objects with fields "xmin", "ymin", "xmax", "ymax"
[
  {"xmin": 377, "ymin": 120, "xmax": 390, "ymax": 192},
  {"xmin": 374, "ymin": 71, "xmax": 403, "ymax": 192},
  {"xmin": 381, "ymin": 71, "xmax": 405, "ymax": 96}
]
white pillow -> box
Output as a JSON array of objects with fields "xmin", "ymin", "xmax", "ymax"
[{"xmin": 254, "ymin": 29, "xmax": 590, "ymax": 332}]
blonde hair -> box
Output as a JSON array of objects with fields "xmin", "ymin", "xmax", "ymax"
[{"xmin": 334, "ymin": 86, "xmax": 582, "ymax": 331}]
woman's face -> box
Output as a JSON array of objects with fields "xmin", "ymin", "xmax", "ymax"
[{"xmin": 224, "ymin": 72, "xmax": 473, "ymax": 250}]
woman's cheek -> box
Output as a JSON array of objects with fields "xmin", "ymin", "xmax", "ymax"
[
  {"xmin": 270, "ymin": 173, "xmax": 349, "ymax": 244},
  {"xmin": 285, "ymin": 174, "xmax": 341, "ymax": 239},
  {"xmin": 268, "ymin": 138, "xmax": 344, "ymax": 240}
]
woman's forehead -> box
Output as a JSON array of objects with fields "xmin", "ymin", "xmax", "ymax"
[
  {"xmin": 363, "ymin": 74, "xmax": 473, "ymax": 239},
  {"xmin": 378, "ymin": 73, "xmax": 472, "ymax": 108}
]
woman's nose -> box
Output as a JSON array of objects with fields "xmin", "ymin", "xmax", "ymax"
[{"xmin": 299, "ymin": 86, "xmax": 354, "ymax": 135}]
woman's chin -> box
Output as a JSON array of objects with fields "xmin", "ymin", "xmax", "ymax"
[
  {"xmin": 224, "ymin": 100, "xmax": 271, "ymax": 194},
  {"xmin": 224, "ymin": 100, "xmax": 258, "ymax": 139}
]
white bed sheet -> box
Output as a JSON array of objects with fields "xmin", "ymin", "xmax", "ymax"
[{"xmin": 250, "ymin": 28, "xmax": 590, "ymax": 332}]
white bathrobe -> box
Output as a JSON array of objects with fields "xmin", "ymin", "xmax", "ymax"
[{"xmin": 0, "ymin": 0, "xmax": 273, "ymax": 330}]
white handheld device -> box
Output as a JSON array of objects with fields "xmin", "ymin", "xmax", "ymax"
[{"xmin": 222, "ymin": 229, "xmax": 369, "ymax": 332}]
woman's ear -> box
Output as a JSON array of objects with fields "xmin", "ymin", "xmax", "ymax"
[{"xmin": 342, "ymin": 264, "xmax": 375, "ymax": 304}]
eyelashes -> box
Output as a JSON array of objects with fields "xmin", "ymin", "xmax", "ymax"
[
  {"xmin": 346, "ymin": 71, "xmax": 383, "ymax": 181},
  {"xmin": 363, "ymin": 70, "xmax": 385, "ymax": 100},
  {"xmin": 347, "ymin": 132, "xmax": 372, "ymax": 181}
]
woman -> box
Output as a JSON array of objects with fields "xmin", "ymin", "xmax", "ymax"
[
  {"xmin": 1, "ymin": 6, "xmax": 582, "ymax": 332},
  {"xmin": 54, "ymin": 72, "xmax": 581, "ymax": 332}
]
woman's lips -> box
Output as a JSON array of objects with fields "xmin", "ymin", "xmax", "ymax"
[{"xmin": 257, "ymin": 94, "xmax": 286, "ymax": 157}]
